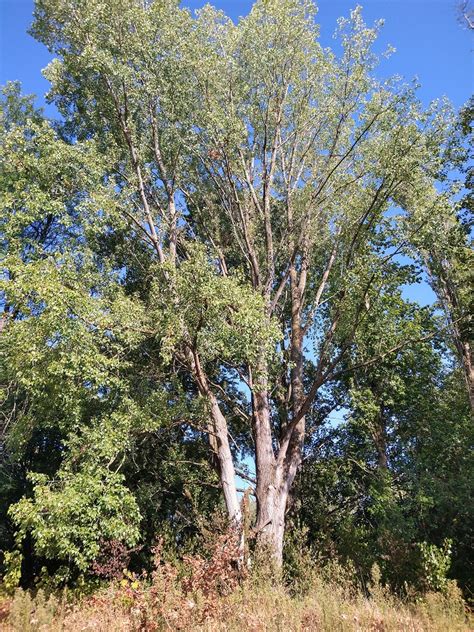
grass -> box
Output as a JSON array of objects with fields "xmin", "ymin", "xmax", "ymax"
[
  {"xmin": 1, "ymin": 532, "xmax": 471, "ymax": 631},
  {"xmin": 1, "ymin": 572, "xmax": 471, "ymax": 631}
]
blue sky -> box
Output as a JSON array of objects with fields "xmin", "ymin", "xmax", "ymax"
[
  {"xmin": 1, "ymin": 1, "xmax": 472, "ymax": 111},
  {"xmin": 0, "ymin": 0, "xmax": 472, "ymax": 308},
  {"xmin": 1, "ymin": 0, "xmax": 472, "ymax": 109}
]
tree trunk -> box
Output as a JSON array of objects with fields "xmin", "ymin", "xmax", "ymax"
[
  {"xmin": 208, "ymin": 390, "xmax": 242, "ymax": 523},
  {"xmin": 251, "ymin": 361, "xmax": 289, "ymax": 565},
  {"xmin": 188, "ymin": 348, "xmax": 242, "ymax": 523},
  {"xmin": 254, "ymin": 477, "xmax": 288, "ymax": 566},
  {"xmin": 460, "ymin": 340, "xmax": 474, "ymax": 412},
  {"xmin": 253, "ymin": 457, "xmax": 302, "ymax": 566},
  {"xmin": 441, "ymin": 274, "xmax": 474, "ymax": 412},
  {"xmin": 252, "ymin": 369, "xmax": 277, "ymax": 542},
  {"xmin": 252, "ymin": 257, "xmax": 308, "ymax": 566}
]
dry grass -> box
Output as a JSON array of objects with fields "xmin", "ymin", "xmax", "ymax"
[
  {"xmin": 1, "ymin": 579, "xmax": 471, "ymax": 632},
  {"xmin": 1, "ymin": 533, "xmax": 471, "ymax": 631}
]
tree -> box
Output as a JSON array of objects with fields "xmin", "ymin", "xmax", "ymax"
[
  {"xmin": 2, "ymin": 0, "xmax": 459, "ymax": 570},
  {"xmin": 404, "ymin": 97, "xmax": 473, "ymax": 410},
  {"xmin": 0, "ymin": 85, "xmax": 228, "ymax": 578},
  {"xmin": 293, "ymin": 291, "xmax": 473, "ymax": 593},
  {"xmin": 458, "ymin": 1, "xmax": 474, "ymax": 30}
]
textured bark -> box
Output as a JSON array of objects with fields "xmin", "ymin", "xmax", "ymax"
[
  {"xmin": 252, "ymin": 254, "xmax": 308, "ymax": 564},
  {"xmin": 188, "ymin": 348, "xmax": 242, "ymax": 524},
  {"xmin": 207, "ymin": 390, "xmax": 242, "ymax": 523},
  {"xmin": 255, "ymin": 477, "xmax": 288, "ymax": 566},
  {"xmin": 251, "ymin": 361, "xmax": 288, "ymax": 564},
  {"xmin": 253, "ymin": 385, "xmax": 276, "ymax": 537}
]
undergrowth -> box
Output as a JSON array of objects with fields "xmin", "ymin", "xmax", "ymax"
[{"xmin": 0, "ymin": 528, "xmax": 471, "ymax": 631}]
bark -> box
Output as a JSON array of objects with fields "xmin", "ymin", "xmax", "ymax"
[
  {"xmin": 254, "ymin": 474, "xmax": 289, "ymax": 566},
  {"xmin": 188, "ymin": 348, "xmax": 242, "ymax": 523},
  {"xmin": 252, "ymin": 371, "xmax": 279, "ymax": 554},
  {"xmin": 252, "ymin": 414, "xmax": 304, "ymax": 565},
  {"xmin": 252, "ymin": 253, "xmax": 308, "ymax": 565},
  {"xmin": 460, "ymin": 340, "xmax": 474, "ymax": 412},
  {"xmin": 451, "ymin": 320, "xmax": 474, "ymax": 412},
  {"xmin": 271, "ymin": 257, "xmax": 307, "ymax": 561},
  {"xmin": 251, "ymin": 359, "xmax": 289, "ymax": 565},
  {"xmin": 207, "ymin": 389, "xmax": 242, "ymax": 523}
]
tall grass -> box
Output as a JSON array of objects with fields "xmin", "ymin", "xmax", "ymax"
[
  {"xmin": 1, "ymin": 531, "xmax": 471, "ymax": 631},
  {"xmin": 2, "ymin": 577, "xmax": 470, "ymax": 631}
]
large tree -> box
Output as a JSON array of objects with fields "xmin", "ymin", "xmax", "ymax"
[{"xmin": 2, "ymin": 0, "xmax": 461, "ymax": 569}]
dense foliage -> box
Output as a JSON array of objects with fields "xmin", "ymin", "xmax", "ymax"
[{"xmin": 0, "ymin": 0, "xmax": 472, "ymax": 605}]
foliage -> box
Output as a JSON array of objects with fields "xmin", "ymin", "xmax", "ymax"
[
  {"xmin": 294, "ymin": 312, "xmax": 473, "ymax": 595},
  {"xmin": 418, "ymin": 540, "xmax": 453, "ymax": 594},
  {"xmin": 0, "ymin": 0, "xmax": 472, "ymax": 608},
  {"xmin": 9, "ymin": 466, "xmax": 141, "ymax": 575},
  {"xmin": 2, "ymin": 551, "xmax": 22, "ymax": 595}
]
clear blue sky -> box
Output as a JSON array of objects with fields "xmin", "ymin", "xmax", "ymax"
[{"xmin": 0, "ymin": 0, "xmax": 472, "ymax": 306}]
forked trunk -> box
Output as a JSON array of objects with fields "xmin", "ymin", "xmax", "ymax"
[
  {"xmin": 252, "ymin": 259, "xmax": 308, "ymax": 567},
  {"xmin": 253, "ymin": 394, "xmax": 305, "ymax": 565}
]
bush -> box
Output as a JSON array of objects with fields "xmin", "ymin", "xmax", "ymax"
[{"xmin": 418, "ymin": 539, "xmax": 453, "ymax": 593}]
